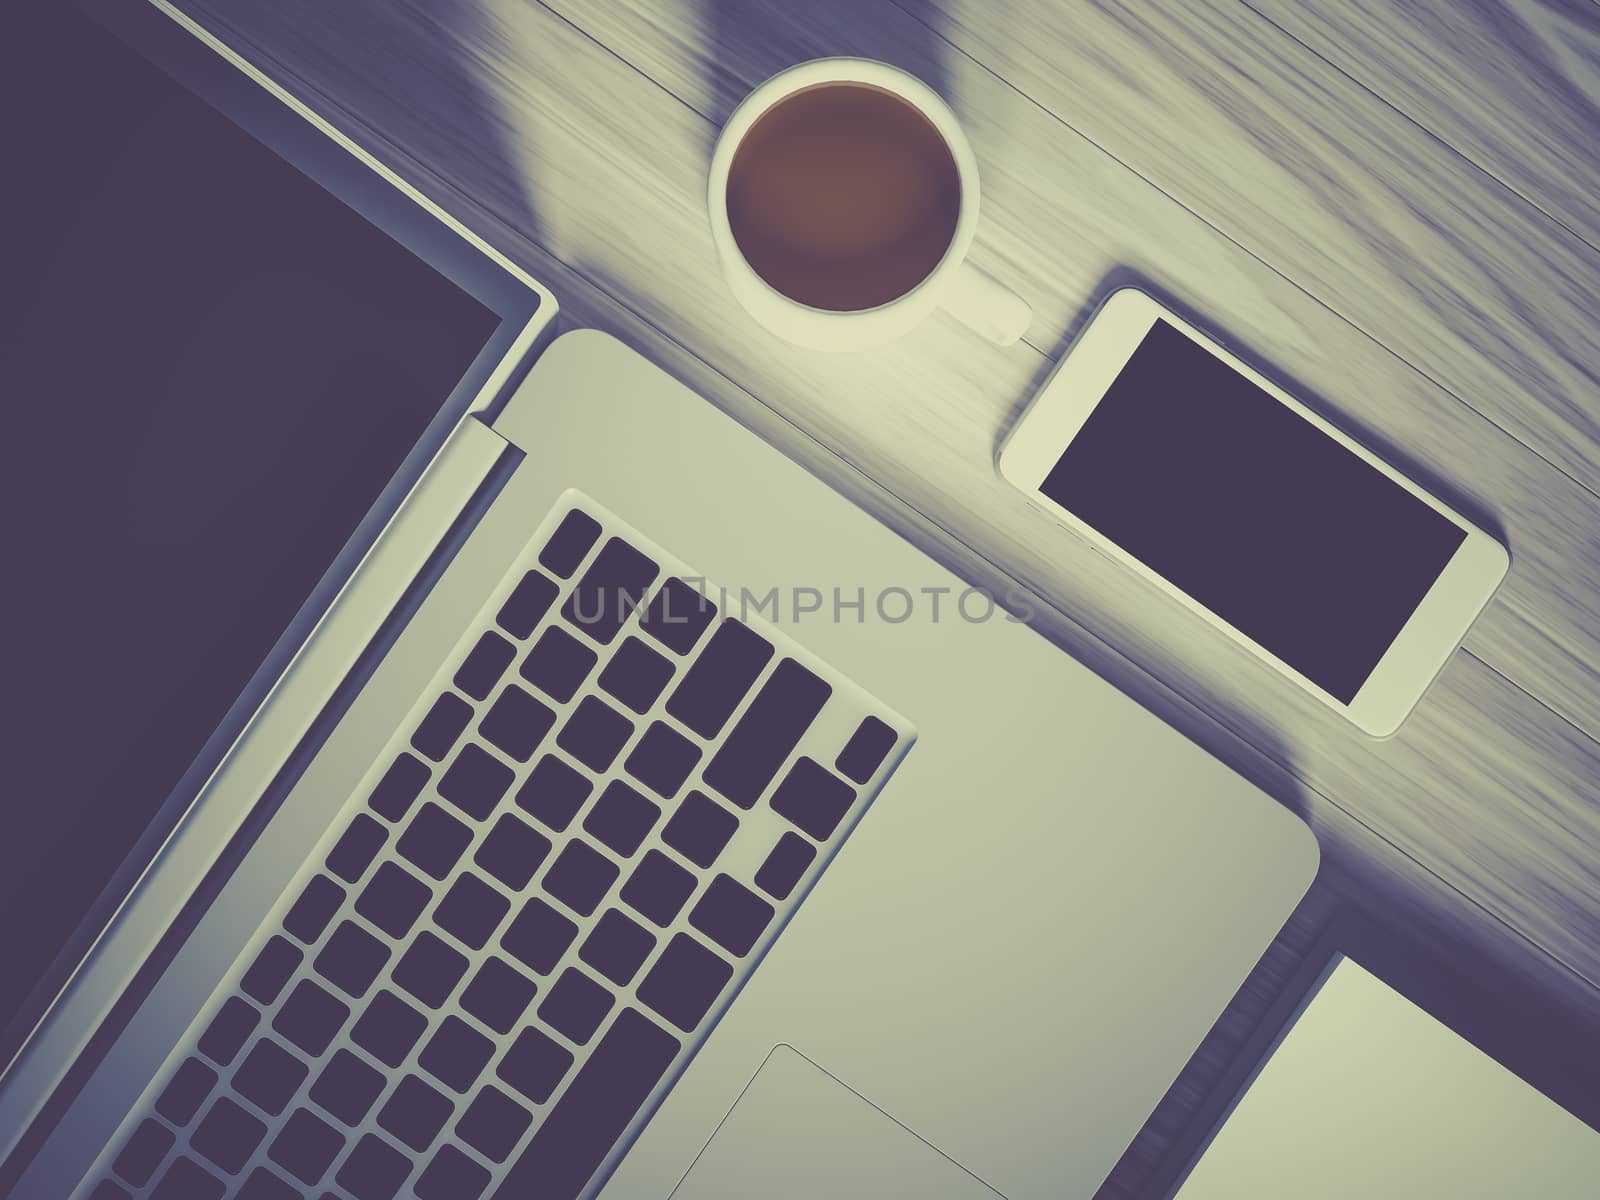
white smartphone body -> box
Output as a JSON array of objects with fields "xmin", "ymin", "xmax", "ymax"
[{"xmin": 998, "ymin": 287, "xmax": 1508, "ymax": 737}]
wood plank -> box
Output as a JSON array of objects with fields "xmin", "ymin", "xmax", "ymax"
[
  {"xmin": 912, "ymin": 0, "xmax": 1600, "ymax": 500},
  {"xmin": 1251, "ymin": 0, "xmax": 1600, "ymax": 251},
  {"xmin": 533, "ymin": 0, "xmax": 1600, "ymax": 750},
  {"xmin": 170, "ymin": 0, "xmax": 1600, "ymax": 993}
]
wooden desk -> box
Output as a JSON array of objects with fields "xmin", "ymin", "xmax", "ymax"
[{"xmin": 176, "ymin": 0, "xmax": 1600, "ymax": 1187}]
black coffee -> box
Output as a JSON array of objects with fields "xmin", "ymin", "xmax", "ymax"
[{"xmin": 726, "ymin": 83, "xmax": 961, "ymax": 312}]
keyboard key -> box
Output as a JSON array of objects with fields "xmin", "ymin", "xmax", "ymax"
[
  {"xmin": 478, "ymin": 686, "xmax": 556, "ymax": 764},
  {"xmin": 556, "ymin": 695, "xmax": 633, "ymax": 772},
  {"xmin": 273, "ymin": 979, "xmax": 350, "ymax": 1057},
  {"xmin": 397, "ymin": 802, "xmax": 472, "ymax": 880},
  {"xmin": 377, "ymin": 1074, "xmax": 453, "ymax": 1151},
  {"xmin": 198, "ymin": 997, "xmax": 258, "ymax": 1066},
  {"xmin": 520, "ymin": 626, "xmax": 598, "ymax": 703},
  {"xmin": 664, "ymin": 619, "xmax": 772, "ymax": 738},
  {"xmin": 283, "ymin": 875, "xmax": 345, "ymax": 944},
  {"xmin": 192, "ymin": 1095, "xmax": 266, "ymax": 1174},
  {"xmin": 457, "ymin": 1084, "xmax": 532, "ymax": 1163},
  {"xmin": 496, "ymin": 1027, "xmax": 574, "ymax": 1105},
  {"xmin": 414, "ymin": 1144, "xmax": 491, "ymax": 1200},
  {"xmin": 149, "ymin": 1156, "xmax": 224, "ymax": 1200},
  {"xmin": 411, "ymin": 692, "xmax": 473, "ymax": 761},
  {"xmin": 561, "ymin": 537, "xmax": 658, "ymax": 644},
  {"xmin": 310, "ymin": 1050, "xmax": 385, "ymax": 1125},
  {"xmin": 637, "ymin": 935, "xmax": 732, "ymax": 1033},
  {"xmin": 754, "ymin": 831, "xmax": 815, "ymax": 900},
  {"xmin": 267, "ymin": 1109, "xmax": 343, "ymax": 1186},
  {"xmin": 240, "ymin": 935, "xmax": 301, "ymax": 1005},
  {"xmin": 543, "ymin": 840, "xmax": 620, "ymax": 917},
  {"xmin": 620, "ymin": 849, "xmax": 695, "ymax": 927},
  {"xmin": 419, "ymin": 1015, "xmax": 494, "ymax": 1093},
  {"xmin": 580, "ymin": 909, "xmax": 655, "ymax": 986},
  {"xmin": 460, "ymin": 956, "xmax": 538, "ymax": 1034},
  {"xmin": 502, "ymin": 896, "xmax": 579, "ymax": 974},
  {"xmin": 350, "ymin": 990, "xmax": 427, "ymax": 1068},
  {"xmin": 155, "ymin": 1057, "xmax": 217, "ymax": 1127},
  {"xmin": 639, "ymin": 577, "xmax": 716, "ymax": 655},
  {"xmin": 238, "ymin": 1166, "xmax": 303, "ymax": 1200},
  {"xmin": 313, "ymin": 921, "xmax": 390, "ymax": 999},
  {"xmin": 624, "ymin": 721, "xmax": 700, "ymax": 798},
  {"xmin": 837, "ymin": 714, "xmax": 897, "ymax": 783},
  {"xmin": 435, "ymin": 873, "xmax": 511, "ymax": 950},
  {"xmin": 438, "ymin": 742, "xmax": 517, "ymax": 816},
  {"xmin": 112, "ymin": 1118, "xmax": 172, "ymax": 1186},
  {"xmin": 660, "ymin": 791, "xmax": 737, "ymax": 869},
  {"xmin": 368, "ymin": 752, "xmax": 429, "ymax": 821},
  {"xmin": 393, "ymin": 931, "xmax": 468, "ymax": 1009},
  {"xmin": 597, "ymin": 636, "xmax": 673, "ymax": 713},
  {"xmin": 496, "ymin": 1008, "xmax": 679, "ymax": 1200},
  {"xmin": 538, "ymin": 968, "xmax": 614, "ymax": 1045},
  {"xmin": 515, "ymin": 754, "xmax": 593, "ymax": 832},
  {"xmin": 540, "ymin": 508, "xmax": 603, "ymax": 577},
  {"xmin": 703, "ymin": 660, "xmax": 831, "ymax": 808},
  {"xmin": 233, "ymin": 1038, "xmax": 308, "ymax": 1116},
  {"xmin": 355, "ymin": 862, "xmax": 432, "ymax": 939},
  {"xmin": 689, "ymin": 874, "xmax": 774, "ymax": 957},
  {"xmin": 335, "ymin": 1133, "xmax": 413, "ymax": 1200},
  {"xmin": 769, "ymin": 756, "xmax": 856, "ymax": 841},
  {"xmin": 326, "ymin": 813, "xmax": 386, "ymax": 883},
  {"xmin": 582, "ymin": 780, "xmax": 660, "ymax": 857},
  {"xmin": 473, "ymin": 813, "xmax": 551, "ymax": 890},
  {"xmin": 89, "ymin": 1182, "xmax": 132, "ymax": 1200},
  {"xmin": 454, "ymin": 631, "xmax": 517, "ymax": 701},
  {"xmin": 496, "ymin": 569, "xmax": 558, "ymax": 639}
]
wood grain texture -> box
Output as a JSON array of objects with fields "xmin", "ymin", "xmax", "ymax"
[
  {"xmin": 539, "ymin": 0, "xmax": 1600, "ymax": 750},
  {"xmin": 915, "ymin": 0, "xmax": 1600, "ymax": 501},
  {"xmin": 1250, "ymin": 0, "xmax": 1600, "ymax": 251},
  {"xmin": 168, "ymin": 0, "xmax": 1600, "ymax": 1182}
]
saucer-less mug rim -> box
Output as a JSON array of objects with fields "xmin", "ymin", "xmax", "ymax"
[{"xmin": 706, "ymin": 57, "xmax": 983, "ymax": 328}]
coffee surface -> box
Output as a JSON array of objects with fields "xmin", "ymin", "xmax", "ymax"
[{"xmin": 726, "ymin": 83, "xmax": 960, "ymax": 311}]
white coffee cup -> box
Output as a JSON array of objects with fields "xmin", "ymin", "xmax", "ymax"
[{"xmin": 708, "ymin": 58, "xmax": 1031, "ymax": 351}]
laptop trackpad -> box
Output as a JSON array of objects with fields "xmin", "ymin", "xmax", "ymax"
[{"xmin": 673, "ymin": 1046, "xmax": 1004, "ymax": 1199}]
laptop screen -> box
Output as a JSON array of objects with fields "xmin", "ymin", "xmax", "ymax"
[{"xmin": 0, "ymin": 2, "xmax": 516, "ymax": 1033}]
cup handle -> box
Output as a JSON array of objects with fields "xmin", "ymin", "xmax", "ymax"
[{"xmin": 940, "ymin": 261, "xmax": 1031, "ymax": 346}]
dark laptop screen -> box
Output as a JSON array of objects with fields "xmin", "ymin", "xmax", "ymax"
[{"xmin": 0, "ymin": 2, "xmax": 507, "ymax": 1031}]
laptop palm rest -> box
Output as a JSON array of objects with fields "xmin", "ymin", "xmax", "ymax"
[{"xmin": 672, "ymin": 1045, "xmax": 1003, "ymax": 1199}]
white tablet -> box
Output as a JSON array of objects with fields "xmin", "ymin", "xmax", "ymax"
[
  {"xmin": 999, "ymin": 287, "xmax": 1507, "ymax": 736},
  {"xmin": 1173, "ymin": 959, "xmax": 1600, "ymax": 1199}
]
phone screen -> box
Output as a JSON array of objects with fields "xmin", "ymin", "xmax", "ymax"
[{"xmin": 1039, "ymin": 319, "xmax": 1465, "ymax": 702}]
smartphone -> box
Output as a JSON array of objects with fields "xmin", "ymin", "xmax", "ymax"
[{"xmin": 998, "ymin": 287, "xmax": 1508, "ymax": 736}]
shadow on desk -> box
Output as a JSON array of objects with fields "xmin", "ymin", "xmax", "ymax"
[
  {"xmin": 696, "ymin": 0, "xmax": 951, "ymax": 136},
  {"xmin": 195, "ymin": 0, "xmax": 549, "ymax": 246}
]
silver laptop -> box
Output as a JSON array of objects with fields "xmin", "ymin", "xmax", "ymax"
[{"xmin": 0, "ymin": 3, "xmax": 1316, "ymax": 1198}]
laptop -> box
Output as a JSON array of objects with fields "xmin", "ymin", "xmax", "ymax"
[{"xmin": 0, "ymin": 2, "xmax": 1318, "ymax": 1198}]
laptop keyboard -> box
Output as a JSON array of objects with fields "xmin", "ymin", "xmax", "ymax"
[{"xmin": 86, "ymin": 491, "xmax": 912, "ymax": 1200}]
